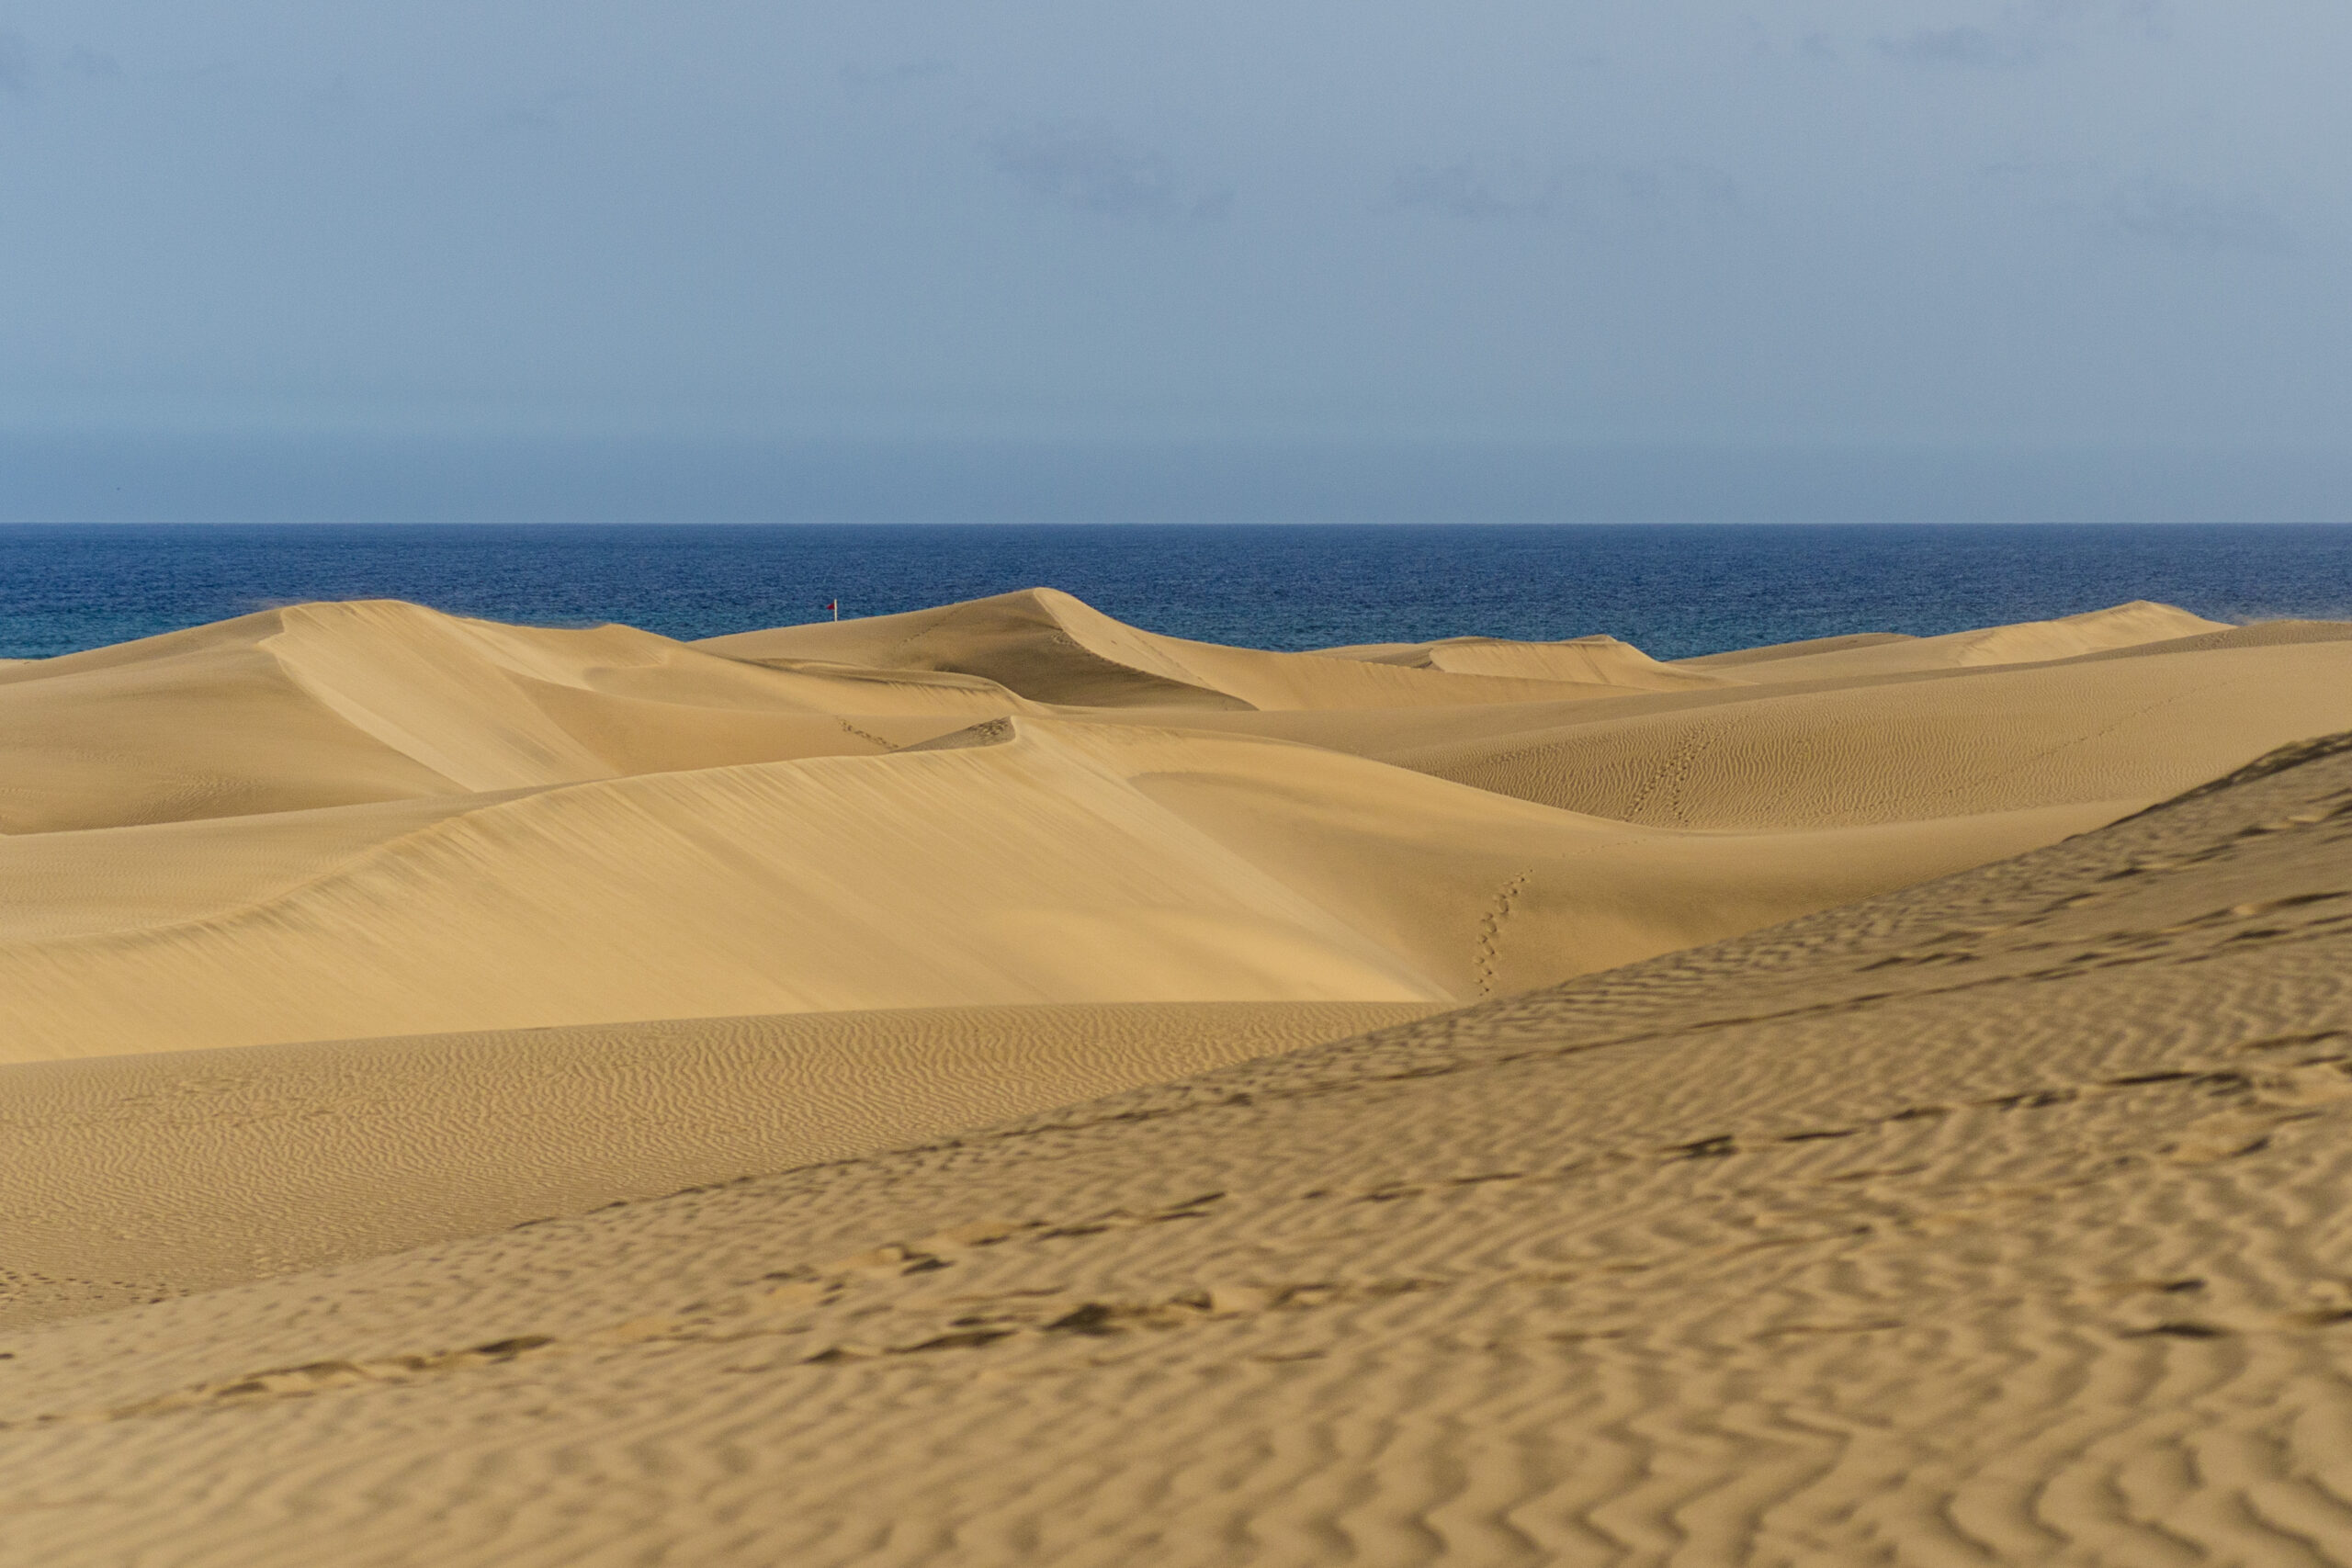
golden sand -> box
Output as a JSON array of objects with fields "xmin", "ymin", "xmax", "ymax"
[{"xmin": 4, "ymin": 592, "xmax": 2351, "ymax": 1563}]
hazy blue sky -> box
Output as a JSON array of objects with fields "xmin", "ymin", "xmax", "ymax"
[{"xmin": 2, "ymin": 3, "xmax": 2346, "ymax": 520}]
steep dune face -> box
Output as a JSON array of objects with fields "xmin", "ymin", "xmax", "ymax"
[
  {"xmin": 701, "ymin": 588, "xmax": 1251, "ymax": 707},
  {"xmin": 0, "ymin": 601, "xmax": 1005, "ymax": 832},
  {"xmin": 5, "ymin": 732, "xmax": 2350, "ymax": 1566},
  {"xmin": 0, "ymin": 612, "xmax": 462, "ymax": 832},
  {"xmin": 698, "ymin": 586, "xmax": 1649, "ymax": 710}
]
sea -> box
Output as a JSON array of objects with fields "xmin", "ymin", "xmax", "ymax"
[{"xmin": 4, "ymin": 522, "xmax": 2350, "ymax": 662}]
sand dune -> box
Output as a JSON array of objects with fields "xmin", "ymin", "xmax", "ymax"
[
  {"xmin": 1672, "ymin": 597, "xmax": 2230, "ymax": 681},
  {"xmin": 0, "ymin": 716, "xmax": 2114, "ymax": 1058},
  {"xmin": 700, "ymin": 586, "xmax": 1660, "ymax": 709},
  {"xmin": 5, "ymin": 588, "xmax": 2350, "ymax": 1564},
  {"xmin": 0, "ymin": 601, "xmax": 1001, "ymax": 833},
  {"xmin": 1318, "ymin": 631, "xmax": 1737, "ymax": 691},
  {"xmin": 1147, "ymin": 615, "xmax": 2352, "ymax": 830},
  {"xmin": 1390, "ymin": 625, "xmax": 2352, "ymax": 828},
  {"xmin": 3, "ymin": 723, "xmax": 2348, "ymax": 1565},
  {"xmin": 5, "ymin": 590, "xmax": 2335, "ymax": 1057}
]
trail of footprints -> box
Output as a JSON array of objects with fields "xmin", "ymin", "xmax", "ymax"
[
  {"xmin": 1470, "ymin": 870, "xmax": 1532, "ymax": 997},
  {"xmin": 1620, "ymin": 722, "xmax": 1716, "ymax": 826},
  {"xmin": 832, "ymin": 717, "xmax": 897, "ymax": 751}
]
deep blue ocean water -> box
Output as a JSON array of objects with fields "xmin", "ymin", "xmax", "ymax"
[{"xmin": 4, "ymin": 523, "xmax": 2350, "ymax": 662}]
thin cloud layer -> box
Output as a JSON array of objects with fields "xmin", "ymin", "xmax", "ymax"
[
  {"xmin": 988, "ymin": 123, "xmax": 1230, "ymax": 220},
  {"xmin": 1874, "ymin": 25, "xmax": 2049, "ymax": 68},
  {"xmin": 1389, "ymin": 159, "xmax": 1739, "ymax": 227},
  {"xmin": 1871, "ymin": 0, "xmax": 2166, "ymax": 68},
  {"xmin": 2104, "ymin": 177, "xmax": 2293, "ymax": 254},
  {"xmin": 1986, "ymin": 159, "xmax": 2299, "ymax": 258}
]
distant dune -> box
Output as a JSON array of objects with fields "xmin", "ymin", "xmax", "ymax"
[{"xmin": 5, "ymin": 592, "xmax": 2352, "ymax": 1564}]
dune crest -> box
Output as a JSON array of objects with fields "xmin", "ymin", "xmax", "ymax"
[
  {"xmin": 698, "ymin": 586, "xmax": 1677, "ymax": 709},
  {"xmin": 1318, "ymin": 630, "xmax": 1738, "ymax": 690},
  {"xmin": 1675, "ymin": 597, "xmax": 2230, "ymax": 682},
  {"xmin": 0, "ymin": 599, "xmax": 1006, "ymax": 833}
]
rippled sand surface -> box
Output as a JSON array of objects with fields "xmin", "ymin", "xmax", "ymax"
[{"xmin": 5, "ymin": 591, "xmax": 2352, "ymax": 1563}]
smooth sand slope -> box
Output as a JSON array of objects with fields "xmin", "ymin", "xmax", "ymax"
[
  {"xmin": 1673, "ymin": 597, "xmax": 2229, "ymax": 679},
  {"xmin": 0, "ymin": 712, "xmax": 2123, "ymax": 1059},
  {"xmin": 1317, "ymin": 632, "xmax": 1735, "ymax": 691},
  {"xmin": 4, "ymin": 728, "xmax": 2351, "ymax": 1565},
  {"xmin": 0, "ymin": 1001, "xmax": 1436, "ymax": 1328},
  {"xmin": 1392, "ymin": 618, "xmax": 2352, "ymax": 828},
  {"xmin": 1144, "ymin": 613, "xmax": 2352, "ymax": 829}
]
